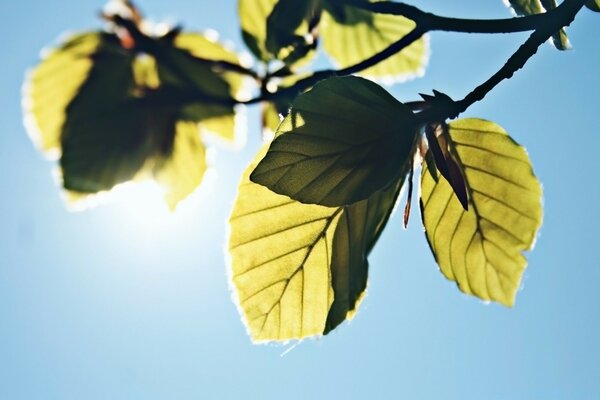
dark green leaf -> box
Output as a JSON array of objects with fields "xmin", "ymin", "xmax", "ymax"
[{"xmin": 251, "ymin": 76, "xmax": 417, "ymax": 207}]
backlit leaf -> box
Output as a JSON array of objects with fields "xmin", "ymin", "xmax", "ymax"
[
  {"xmin": 251, "ymin": 76, "xmax": 417, "ymax": 207},
  {"xmin": 153, "ymin": 121, "xmax": 207, "ymax": 210},
  {"xmin": 239, "ymin": 0, "xmax": 318, "ymax": 66},
  {"xmin": 420, "ymin": 119, "xmax": 543, "ymax": 306},
  {"xmin": 24, "ymin": 27, "xmax": 243, "ymax": 209},
  {"xmin": 229, "ymin": 147, "xmax": 404, "ymax": 342},
  {"xmin": 321, "ymin": 1, "xmax": 428, "ymax": 83},
  {"xmin": 23, "ymin": 32, "xmax": 118, "ymax": 156}
]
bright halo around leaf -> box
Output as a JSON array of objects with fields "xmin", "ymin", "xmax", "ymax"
[
  {"xmin": 229, "ymin": 146, "xmax": 404, "ymax": 343},
  {"xmin": 420, "ymin": 119, "xmax": 543, "ymax": 307},
  {"xmin": 23, "ymin": 21, "xmax": 245, "ymax": 211}
]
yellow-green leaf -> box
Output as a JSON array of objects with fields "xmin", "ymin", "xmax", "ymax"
[
  {"xmin": 239, "ymin": 0, "xmax": 318, "ymax": 66},
  {"xmin": 156, "ymin": 32, "xmax": 244, "ymax": 143},
  {"xmin": 321, "ymin": 1, "xmax": 428, "ymax": 82},
  {"xmin": 23, "ymin": 32, "xmax": 119, "ymax": 156},
  {"xmin": 420, "ymin": 119, "xmax": 543, "ymax": 306},
  {"xmin": 24, "ymin": 28, "xmax": 242, "ymax": 210},
  {"xmin": 153, "ymin": 121, "xmax": 207, "ymax": 210},
  {"xmin": 229, "ymin": 147, "xmax": 403, "ymax": 342},
  {"xmin": 251, "ymin": 76, "xmax": 417, "ymax": 207}
]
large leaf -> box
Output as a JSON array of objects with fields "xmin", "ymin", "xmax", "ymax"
[
  {"xmin": 321, "ymin": 1, "xmax": 428, "ymax": 82},
  {"xmin": 238, "ymin": 0, "xmax": 318, "ymax": 66},
  {"xmin": 504, "ymin": 0, "xmax": 570, "ymax": 50},
  {"xmin": 420, "ymin": 119, "xmax": 543, "ymax": 306},
  {"xmin": 251, "ymin": 76, "xmax": 417, "ymax": 207},
  {"xmin": 229, "ymin": 147, "xmax": 404, "ymax": 342},
  {"xmin": 24, "ymin": 28, "xmax": 243, "ymax": 209}
]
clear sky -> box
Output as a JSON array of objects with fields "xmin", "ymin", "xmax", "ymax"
[{"xmin": 1, "ymin": 1, "xmax": 599, "ymax": 399}]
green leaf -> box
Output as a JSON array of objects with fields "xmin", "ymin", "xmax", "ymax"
[
  {"xmin": 321, "ymin": 1, "xmax": 428, "ymax": 82},
  {"xmin": 238, "ymin": 0, "xmax": 318, "ymax": 66},
  {"xmin": 24, "ymin": 29, "xmax": 243, "ymax": 209},
  {"xmin": 251, "ymin": 76, "xmax": 417, "ymax": 207},
  {"xmin": 420, "ymin": 119, "xmax": 543, "ymax": 307},
  {"xmin": 266, "ymin": 0, "xmax": 321, "ymax": 64},
  {"xmin": 239, "ymin": 0, "xmax": 278, "ymax": 61},
  {"xmin": 23, "ymin": 33, "xmax": 116, "ymax": 156},
  {"xmin": 153, "ymin": 121, "xmax": 207, "ymax": 210},
  {"xmin": 587, "ymin": 0, "xmax": 600, "ymax": 12},
  {"xmin": 504, "ymin": 0, "xmax": 571, "ymax": 50},
  {"xmin": 229, "ymin": 147, "xmax": 403, "ymax": 342},
  {"xmin": 155, "ymin": 32, "xmax": 244, "ymax": 143}
]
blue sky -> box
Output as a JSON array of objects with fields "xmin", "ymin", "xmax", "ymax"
[{"xmin": 1, "ymin": 1, "xmax": 599, "ymax": 399}]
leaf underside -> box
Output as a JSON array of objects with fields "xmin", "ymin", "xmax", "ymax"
[
  {"xmin": 420, "ymin": 119, "xmax": 543, "ymax": 306},
  {"xmin": 251, "ymin": 76, "xmax": 416, "ymax": 207}
]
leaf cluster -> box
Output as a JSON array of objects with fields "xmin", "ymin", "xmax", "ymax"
[{"xmin": 22, "ymin": 0, "xmax": 597, "ymax": 343}]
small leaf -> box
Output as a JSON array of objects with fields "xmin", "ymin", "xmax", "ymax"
[
  {"xmin": 266, "ymin": 0, "xmax": 321, "ymax": 63},
  {"xmin": 229, "ymin": 147, "xmax": 404, "ymax": 342},
  {"xmin": 321, "ymin": 1, "xmax": 428, "ymax": 82},
  {"xmin": 425, "ymin": 123, "xmax": 469, "ymax": 210},
  {"xmin": 239, "ymin": 0, "xmax": 318, "ymax": 66},
  {"xmin": 587, "ymin": 0, "xmax": 600, "ymax": 12},
  {"xmin": 420, "ymin": 119, "xmax": 543, "ymax": 306},
  {"xmin": 251, "ymin": 76, "xmax": 417, "ymax": 207}
]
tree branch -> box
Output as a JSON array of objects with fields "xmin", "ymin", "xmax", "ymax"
[
  {"xmin": 345, "ymin": 0, "xmax": 550, "ymax": 34},
  {"xmin": 417, "ymin": 0, "xmax": 588, "ymax": 123}
]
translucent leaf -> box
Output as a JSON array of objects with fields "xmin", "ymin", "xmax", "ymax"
[
  {"xmin": 504, "ymin": 0, "xmax": 570, "ymax": 50},
  {"xmin": 239, "ymin": 0, "xmax": 278, "ymax": 61},
  {"xmin": 153, "ymin": 121, "xmax": 207, "ymax": 210},
  {"xmin": 251, "ymin": 76, "xmax": 417, "ymax": 207},
  {"xmin": 23, "ymin": 32, "xmax": 118, "ymax": 155},
  {"xmin": 239, "ymin": 0, "xmax": 318, "ymax": 66},
  {"xmin": 229, "ymin": 147, "xmax": 404, "ymax": 342},
  {"xmin": 420, "ymin": 119, "xmax": 543, "ymax": 306},
  {"xmin": 24, "ymin": 28, "xmax": 241, "ymax": 210},
  {"xmin": 321, "ymin": 1, "xmax": 428, "ymax": 83}
]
